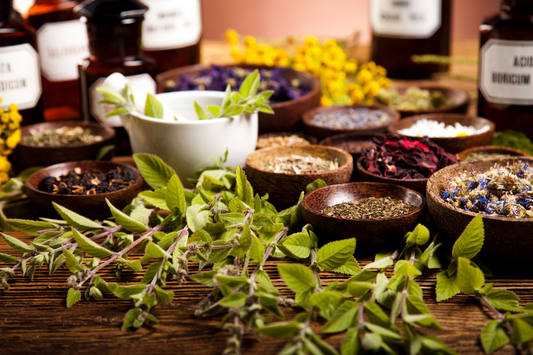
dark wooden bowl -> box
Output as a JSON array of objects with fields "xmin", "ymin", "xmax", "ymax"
[
  {"xmin": 157, "ymin": 64, "xmax": 321, "ymax": 134},
  {"xmin": 12, "ymin": 121, "xmax": 116, "ymax": 170},
  {"xmin": 427, "ymin": 157, "xmax": 533, "ymax": 274},
  {"xmin": 301, "ymin": 182, "xmax": 425, "ymax": 249},
  {"xmin": 376, "ymin": 86, "xmax": 470, "ymax": 118},
  {"xmin": 25, "ymin": 161, "xmax": 143, "ymax": 219},
  {"xmin": 387, "ymin": 113, "xmax": 495, "ymax": 154},
  {"xmin": 356, "ymin": 156, "xmax": 428, "ymax": 195},
  {"xmin": 301, "ymin": 104, "xmax": 400, "ymax": 140},
  {"xmin": 257, "ymin": 132, "xmax": 318, "ymax": 150},
  {"xmin": 457, "ymin": 145, "xmax": 531, "ymax": 161},
  {"xmin": 245, "ymin": 145, "xmax": 353, "ymax": 208}
]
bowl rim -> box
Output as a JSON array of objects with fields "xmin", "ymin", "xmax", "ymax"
[
  {"xmin": 25, "ymin": 160, "xmax": 143, "ymax": 199},
  {"xmin": 457, "ymin": 145, "xmax": 531, "ymax": 161},
  {"xmin": 427, "ymin": 157, "xmax": 533, "ymax": 223},
  {"xmin": 18, "ymin": 121, "xmax": 116, "ymax": 149},
  {"xmin": 301, "ymin": 104, "xmax": 401, "ymax": 134},
  {"xmin": 301, "ymin": 181, "xmax": 426, "ymax": 222},
  {"xmin": 387, "ymin": 113, "xmax": 496, "ymax": 140},
  {"xmin": 318, "ymin": 132, "xmax": 385, "ymax": 146},
  {"xmin": 245, "ymin": 144, "xmax": 353, "ymax": 177},
  {"xmin": 356, "ymin": 156, "xmax": 428, "ymax": 183}
]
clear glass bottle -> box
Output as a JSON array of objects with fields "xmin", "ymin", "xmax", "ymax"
[
  {"xmin": 478, "ymin": 0, "xmax": 533, "ymax": 138},
  {"xmin": 0, "ymin": 0, "xmax": 43, "ymax": 125},
  {"xmin": 76, "ymin": 0, "xmax": 157, "ymax": 154},
  {"xmin": 27, "ymin": 0, "xmax": 89, "ymax": 121},
  {"xmin": 140, "ymin": 0, "xmax": 201, "ymax": 74},
  {"xmin": 370, "ymin": 0, "xmax": 451, "ymax": 79}
]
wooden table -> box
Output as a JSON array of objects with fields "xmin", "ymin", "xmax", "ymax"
[{"xmin": 2, "ymin": 40, "xmax": 526, "ymax": 355}]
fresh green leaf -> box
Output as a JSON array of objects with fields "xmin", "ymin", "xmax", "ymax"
[
  {"xmin": 436, "ymin": 271, "xmax": 460, "ymax": 302},
  {"xmin": 249, "ymin": 236, "xmax": 265, "ymax": 265},
  {"xmin": 239, "ymin": 69, "xmax": 259, "ymax": 97},
  {"xmin": 52, "ymin": 202, "xmax": 103, "ymax": 230},
  {"xmin": 5, "ymin": 219, "xmax": 56, "ymax": 236},
  {"xmin": 331, "ymin": 256, "xmax": 361, "ymax": 276},
  {"xmin": 317, "ymin": 239, "xmax": 356, "ymax": 271},
  {"xmin": 364, "ymin": 256, "xmax": 393, "ymax": 270},
  {"xmin": 0, "ymin": 232, "xmax": 33, "ymax": 253},
  {"xmin": 322, "ymin": 300, "xmax": 358, "ymax": 333},
  {"xmin": 257, "ymin": 321, "xmax": 301, "ymax": 338},
  {"xmin": 406, "ymin": 224, "xmax": 430, "ymax": 246},
  {"xmin": 122, "ymin": 308, "xmax": 142, "ymax": 330},
  {"xmin": 106, "ymin": 199, "xmax": 147, "ymax": 233},
  {"xmin": 206, "ymin": 104, "xmax": 221, "ymax": 117},
  {"xmin": 484, "ymin": 289, "xmax": 520, "ymax": 312},
  {"xmin": 394, "ymin": 260, "xmax": 421, "ymax": 277},
  {"xmin": 457, "ymin": 257, "xmax": 485, "ymax": 294},
  {"xmin": 166, "ymin": 174, "xmax": 186, "ymax": 217},
  {"xmin": 108, "ymin": 283, "xmax": 146, "ymax": 299},
  {"xmin": 511, "ymin": 318, "xmax": 533, "ymax": 344},
  {"xmin": 155, "ymin": 286, "xmax": 174, "ymax": 304},
  {"xmin": 95, "ymin": 145, "xmax": 115, "ymax": 161},
  {"xmin": 452, "ymin": 215, "xmax": 484, "ymax": 260},
  {"xmin": 133, "ymin": 154, "xmax": 176, "ymax": 190},
  {"xmin": 219, "ymin": 292, "xmax": 247, "ymax": 307},
  {"xmin": 306, "ymin": 179, "xmax": 327, "ymax": 193},
  {"xmin": 481, "ymin": 320, "xmax": 510, "ymax": 354},
  {"xmin": 96, "ymin": 87, "xmax": 126, "ymax": 104},
  {"xmin": 145, "ymin": 241, "xmax": 171, "ymax": 258},
  {"xmin": 278, "ymin": 264, "xmax": 316, "ymax": 293},
  {"xmin": 341, "ymin": 328, "xmax": 360, "ymax": 355},
  {"xmin": 0, "ymin": 252, "xmax": 18, "ymax": 263},
  {"xmin": 144, "ymin": 93, "xmax": 164, "ymax": 118},
  {"xmin": 62, "ymin": 248, "xmax": 82, "ymax": 272},
  {"xmin": 235, "ymin": 166, "xmax": 253, "ymax": 207},
  {"xmin": 66, "ymin": 288, "xmax": 81, "ymax": 308},
  {"xmin": 139, "ymin": 189, "xmax": 169, "ymax": 210},
  {"xmin": 194, "ymin": 101, "xmax": 211, "ymax": 120},
  {"xmin": 72, "ymin": 228, "xmax": 113, "ymax": 258}
]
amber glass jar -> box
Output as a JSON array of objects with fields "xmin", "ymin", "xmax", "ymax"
[
  {"xmin": 27, "ymin": 0, "xmax": 88, "ymax": 121},
  {"xmin": 0, "ymin": 0, "xmax": 43, "ymax": 125},
  {"xmin": 478, "ymin": 0, "xmax": 533, "ymax": 138},
  {"xmin": 76, "ymin": 0, "xmax": 157, "ymax": 154},
  {"xmin": 140, "ymin": 0, "xmax": 201, "ymax": 73},
  {"xmin": 370, "ymin": 0, "xmax": 451, "ymax": 79}
]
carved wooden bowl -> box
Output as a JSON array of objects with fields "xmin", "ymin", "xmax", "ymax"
[
  {"xmin": 457, "ymin": 145, "xmax": 530, "ymax": 161},
  {"xmin": 387, "ymin": 113, "xmax": 496, "ymax": 154},
  {"xmin": 426, "ymin": 157, "xmax": 533, "ymax": 274},
  {"xmin": 301, "ymin": 182, "xmax": 425, "ymax": 249},
  {"xmin": 25, "ymin": 161, "xmax": 143, "ymax": 219},
  {"xmin": 245, "ymin": 145, "xmax": 353, "ymax": 208}
]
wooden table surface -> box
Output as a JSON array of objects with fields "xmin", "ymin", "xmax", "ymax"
[{"xmin": 1, "ymin": 40, "xmax": 524, "ymax": 355}]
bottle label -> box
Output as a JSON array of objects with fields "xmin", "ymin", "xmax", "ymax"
[
  {"xmin": 89, "ymin": 74, "xmax": 156, "ymax": 127},
  {"xmin": 370, "ymin": 0, "xmax": 442, "ymax": 38},
  {"xmin": 480, "ymin": 39, "xmax": 533, "ymax": 105},
  {"xmin": 0, "ymin": 43, "xmax": 42, "ymax": 111},
  {"xmin": 36, "ymin": 20, "xmax": 90, "ymax": 82},
  {"xmin": 141, "ymin": 0, "xmax": 202, "ymax": 51}
]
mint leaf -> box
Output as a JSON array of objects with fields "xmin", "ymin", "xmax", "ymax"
[
  {"xmin": 363, "ymin": 256, "xmax": 393, "ymax": 270},
  {"xmin": 239, "ymin": 69, "xmax": 259, "ymax": 97},
  {"xmin": 405, "ymin": 224, "xmax": 430, "ymax": 246},
  {"xmin": 219, "ymin": 292, "xmax": 247, "ymax": 307},
  {"xmin": 235, "ymin": 166, "xmax": 253, "ymax": 207},
  {"xmin": 457, "ymin": 257, "xmax": 485, "ymax": 294},
  {"xmin": 139, "ymin": 188, "xmax": 169, "ymax": 210},
  {"xmin": 72, "ymin": 228, "xmax": 113, "ymax": 258},
  {"xmin": 394, "ymin": 260, "xmax": 421, "ymax": 277},
  {"xmin": 341, "ymin": 328, "xmax": 361, "ymax": 355},
  {"xmin": 511, "ymin": 318, "xmax": 533, "ymax": 344},
  {"xmin": 277, "ymin": 264, "xmax": 316, "ymax": 293},
  {"xmin": 317, "ymin": 238, "xmax": 356, "ymax": 271},
  {"xmin": 484, "ymin": 289, "xmax": 520, "ymax": 312},
  {"xmin": 145, "ymin": 241, "xmax": 171, "ymax": 258},
  {"xmin": 436, "ymin": 271, "xmax": 460, "ymax": 302},
  {"xmin": 206, "ymin": 104, "xmax": 221, "ymax": 117},
  {"xmin": 108, "ymin": 284, "xmax": 146, "ymax": 299},
  {"xmin": 106, "ymin": 199, "xmax": 147, "ymax": 233},
  {"xmin": 51, "ymin": 203, "xmax": 104, "ymax": 230},
  {"xmin": 166, "ymin": 174, "xmax": 186, "ymax": 217},
  {"xmin": 96, "ymin": 87, "xmax": 125, "ymax": 104},
  {"xmin": 0, "ymin": 253, "xmax": 17, "ymax": 263},
  {"xmin": 5, "ymin": 219, "xmax": 56, "ymax": 236},
  {"xmin": 322, "ymin": 300, "xmax": 358, "ymax": 333},
  {"xmin": 452, "ymin": 214, "xmax": 484, "ymax": 260},
  {"xmin": 67, "ymin": 288, "xmax": 81, "ymax": 308},
  {"xmin": 306, "ymin": 179, "xmax": 327, "ymax": 193},
  {"xmin": 133, "ymin": 154, "xmax": 176, "ymax": 190},
  {"xmin": 257, "ymin": 321, "xmax": 301, "ymax": 338},
  {"xmin": 249, "ymin": 236, "xmax": 265, "ymax": 265},
  {"xmin": 481, "ymin": 320, "xmax": 510, "ymax": 354},
  {"xmin": 194, "ymin": 101, "xmax": 211, "ymax": 120},
  {"xmin": 331, "ymin": 256, "xmax": 361, "ymax": 276},
  {"xmin": 144, "ymin": 93, "xmax": 164, "ymax": 118}
]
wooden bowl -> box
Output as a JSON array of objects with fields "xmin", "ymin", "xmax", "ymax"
[
  {"xmin": 245, "ymin": 145, "xmax": 353, "ymax": 208},
  {"xmin": 458, "ymin": 145, "xmax": 531, "ymax": 161},
  {"xmin": 25, "ymin": 161, "xmax": 143, "ymax": 219},
  {"xmin": 157, "ymin": 64, "xmax": 321, "ymax": 134},
  {"xmin": 301, "ymin": 182, "xmax": 425, "ymax": 249},
  {"xmin": 257, "ymin": 132, "xmax": 317, "ymax": 150},
  {"xmin": 356, "ymin": 156, "xmax": 428, "ymax": 195},
  {"xmin": 301, "ymin": 104, "xmax": 400, "ymax": 140},
  {"xmin": 387, "ymin": 113, "xmax": 495, "ymax": 154},
  {"xmin": 426, "ymin": 157, "xmax": 533, "ymax": 274},
  {"xmin": 12, "ymin": 121, "xmax": 116, "ymax": 170},
  {"xmin": 377, "ymin": 86, "xmax": 470, "ymax": 118}
]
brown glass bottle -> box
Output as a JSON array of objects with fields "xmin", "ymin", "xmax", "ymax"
[
  {"xmin": 370, "ymin": 0, "xmax": 451, "ymax": 79},
  {"xmin": 478, "ymin": 0, "xmax": 533, "ymax": 138},
  {"xmin": 27, "ymin": 0, "xmax": 88, "ymax": 121},
  {"xmin": 76, "ymin": 0, "xmax": 157, "ymax": 155},
  {"xmin": 140, "ymin": 0, "xmax": 201, "ymax": 73},
  {"xmin": 0, "ymin": 0, "xmax": 43, "ymax": 125}
]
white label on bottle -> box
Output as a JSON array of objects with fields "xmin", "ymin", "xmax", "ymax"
[
  {"xmin": 0, "ymin": 43, "xmax": 41, "ymax": 110},
  {"xmin": 370, "ymin": 0, "xmax": 442, "ymax": 38},
  {"xmin": 141, "ymin": 0, "xmax": 202, "ymax": 51},
  {"xmin": 13, "ymin": 0, "xmax": 35, "ymax": 17},
  {"xmin": 89, "ymin": 74, "xmax": 156, "ymax": 127},
  {"xmin": 479, "ymin": 39, "xmax": 533, "ymax": 105},
  {"xmin": 36, "ymin": 20, "xmax": 90, "ymax": 82}
]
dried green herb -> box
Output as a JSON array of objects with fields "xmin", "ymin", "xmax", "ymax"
[
  {"xmin": 465, "ymin": 153, "xmax": 511, "ymax": 161},
  {"xmin": 266, "ymin": 155, "xmax": 338, "ymax": 174},
  {"xmin": 321, "ymin": 197, "xmax": 416, "ymax": 219},
  {"xmin": 23, "ymin": 126, "xmax": 103, "ymax": 147}
]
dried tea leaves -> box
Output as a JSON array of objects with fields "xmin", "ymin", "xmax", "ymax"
[
  {"xmin": 464, "ymin": 152, "xmax": 511, "ymax": 161},
  {"xmin": 265, "ymin": 154, "xmax": 338, "ymax": 174},
  {"xmin": 257, "ymin": 135, "xmax": 310, "ymax": 149},
  {"xmin": 321, "ymin": 197, "xmax": 417, "ymax": 219},
  {"xmin": 24, "ymin": 126, "xmax": 103, "ymax": 147},
  {"xmin": 311, "ymin": 108, "xmax": 392, "ymax": 129}
]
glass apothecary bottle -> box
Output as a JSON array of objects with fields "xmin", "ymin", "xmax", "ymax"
[
  {"xmin": 140, "ymin": 0, "xmax": 201, "ymax": 73},
  {"xmin": 27, "ymin": 0, "xmax": 89, "ymax": 121},
  {"xmin": 478, "ymin": 0, "xmax": 533, "ymax": 138},
  {"xmin": 370, "ymin": 0, "xmax": 451, "ymax": 79},
  {"xmin": 75, "ymin": 0, "xmax": 157, "ymax": 154},
  {"xmin": 0, "ymin": 0, "xmax": 43, "ymax": 125}
]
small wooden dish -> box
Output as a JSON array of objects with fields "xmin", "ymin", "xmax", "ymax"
[
  {"xmin": 387, "ymin": 113, "xmax": 495, "ymax": 154},
  {"xmin": 157, "ymin": 64, "xmax": 321, "ymax": 134},
  {"xmin": 426, "ymin": 157, "xmax": 533, "ymax": 274},
  {"xmin": 245, "ymin": 145, "xmax": 353, "ymax": 208},
  {"xmin": 25, "ymin": 161, "xmax": 143, "ymax": 219},
  {"xmin": 13, "ymin": 121, "xmax": 116, "ymax": 170},
  {"xmin": 457, "ymin": 145, "xmax": 531, "ymax": 161},
  {"xmin": 356, "ymin": 156, "xmax": 428, "ymax": 195},
  {"xmin": 301, "ymin": 104, "xmax": 400, "ymax": 140},
  {"xmin": 301, "ymin": 182, "xmax": 425, "ymax": 248},
  {"xmin": 257, "ymin": 132, "xmax": 318, "ymax": 150}
]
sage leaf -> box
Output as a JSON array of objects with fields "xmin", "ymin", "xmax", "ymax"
[
  {"xmin": 231, "ymin": 221, "xmax": 252, "ymax": 258},
  {"xmin": 104, "ymin": 107, "xmax": 130, "ymax": 118},
  {"xmin": 452, "ymin": 214, "xmax": 484, "ymax": 260},
  {"xmin": 365, "ymin": 301, "xmax": 397, "ymax": 331},
  {"xmin": 166, "ymin": 174, "xmax": 186, "ymax": 217},
  {"xmin": 219, "ymin": 292, "xmax": 247, "ymax": 307},
  {"xmin": 457, "ymin": 257, "xmax": 485, "ymax": 294},
  {"xmin": 95, "ymin": 145, "xmax": 115, "ymax": 161},
  {"xmin": 223, "ymin": 104, "xmax": 245, "ymax": 117},
  {"xmin": 106, "ymin": 199, "xmax": 147, "ymax": 233},
  {"xmin": 5, "ymin": 219, "xmax": 56, "ymax": 236},
  {"xmin": 215, "ymin": 275, "xmax": 249, "ymax": 289},
  {"xmin": 144, "ymin": 93, "xmax": 164, "ymax": 118},
  {"xmin": 133, "ymin": 154, "xmax": 176, "ymax": 190},
  {"xmin": 281, "ymin": 232, "xmax": 312, "ymax": 259},
  {"xmin": 125, "ymin": 260, "xmax": 142, "ymax": 272},
  {"xmin": 67, "ymin": 288, "xmax": 81, "ymax": 308},
  {"xmin": 186, "ymin": 204, "xmax": 210, "ymax": 233},
  {"xmin": 436, "ymin": 271, "xmax": 460, "ymax": 302},
  {"xmin": 317, "ymin": 238, "xmax": 356, "ymax": 271},
  {"xmin": 277, "ymin": 264, "xmax": 315, "ymax": 293},
  {"xmin": 361, "ymin": 332, "xmax": 382, "ymax": 352},
  {"xmin": 348, "ymin": 282, "xmax": 375, "ymax": 298},
  {"xmin": 141, "ymin": 262, "xmax": 161, "ymax": 284},
  {"xmin": 139, "ymin": 188, "xmax": 169, "ymax": 210},
  {"xmin": 130, "ymin": 206, "xmax": 151, "ymax": 225},
  {"xmin": 72, "ymin": 229, "xmax": 113, "ymax": 258},
  {"xmin": 0, "ymin": 232, "xmax": 33, "ymax": 253},
  {"xmin": 481, "ymin": 320, "xmax": 510, "ymax": 354},
  {"xmin": 305, "ymin": 179, "xmax": 327, "ymax": 193}
]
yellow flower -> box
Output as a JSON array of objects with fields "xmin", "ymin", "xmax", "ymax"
[
  {"xmin": 230, "ymin": 48, "xmax": 243, "ymax": 63},
  {"xmin": 293, "ymin": 62, "xmax": 307, "ymax": 72},
  {"xmin": 321, "ymin": 96, "xmax": 333, "ymax": 106},
  {"xmin": 276, "ymin": 57, "xmax": 290, "ymax": 67},
  {"xmin": 364, "ymin": 81, "xmax": 381, "ymax": 97},
  {"xmin": 357, "ymin": 69, "xmax": 372, "ymax": 84},
  {"xmin": 376, "ymin": 65, "xmax": 387, "ymax": 77},
  {"xmin": 304, "ymin": 36, "xmax": 319, "ymax": 47},
  {"xmin": 244, "ymin": 36, "xmax": 257, "ymax": 48},
  {"xmin": 0, "ymin": 155, "xmax": 11, "ymax": 172},
  {"xmin": 323, "ymin": 39, "xmax": 337, "ymax": 49},
  {"xmin": 225, "ymin": 29, "xmax": 239, "ymax": 46},
  {"xmin": 6, "ymin": 129, "xmax": 20, "ymax": 149},
  {"xmin": 350, "ymin": 87, "xmax": 365, "ymax": 104},
  {"xmin": 0, "ymin": 172, "xmax": 9, "ymax": 183},
  {"xmin": 344, "ymin": 61, "xmax": 357, "ymax": 74}
]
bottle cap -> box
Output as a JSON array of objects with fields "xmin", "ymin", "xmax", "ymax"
[{"xmin": 74, "ymin": 0, "xmax": 148, "ymax": 23}]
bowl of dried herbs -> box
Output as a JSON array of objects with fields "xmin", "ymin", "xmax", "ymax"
[
  {"xmin": 256, "ymin": 132, "xmax": 317, "ymax": 149},
  {"xmin": 457, "ymin": 145, "xmax": 530, "ymax": 162},
  {"xmin": 245, "ymin": 145, "xmax": 353, "ymax": 208},
  {"xmin": 301, "ymin": 182, "xmax": 425, "ymax": 248}
]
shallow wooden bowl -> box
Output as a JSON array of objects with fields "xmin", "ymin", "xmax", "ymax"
[
  {"xmin": 457, "ymin": 145, "xmax": 531, "ymax": 161},
  {"xmin": 356, "ymin": 157, "xmax": 428, "ymax": 195},
  {"xmin": 257, "ymin": 132, "xmax": 318, "ymax": 150},
  {"xmin": 301, "ymin": 104, "xmax": 400, "ymax": 140},
  {"xmin": 301, "ymin": 182, "xmax": 425, "ymax": 248},
  {"xmin": 245, "ymin": 145, "xmax": 353, "ymax": 208},
  {"xmin": 12, "ymin": 121, "xmax": 116, "ymax": 170},
  {"xmin": 387, "ymin": 113, "xmax": 495, "ymax": 154},
  {"xmin": 157, "ymin": 64, "xmax": 321, "ymax": 134},
  {"xmin": 427, "ymin": 157, "xmax": 533, "ymax": 274},
  {"xmin": 26, "ymin": 161, "xmax": 143, "ymax": 219},
  {"xmin": 377, "ymin": 86, "xmax": 470, "ymax": 118}
]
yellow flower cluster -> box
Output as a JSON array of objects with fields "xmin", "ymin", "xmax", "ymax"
[
  {"xmin": 225, "ymin": 29, "xmax": 391, "ymax": 106},
  {"xmin": 0, "ymin": 98, "xmax": 22, "ymax": 183}
]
